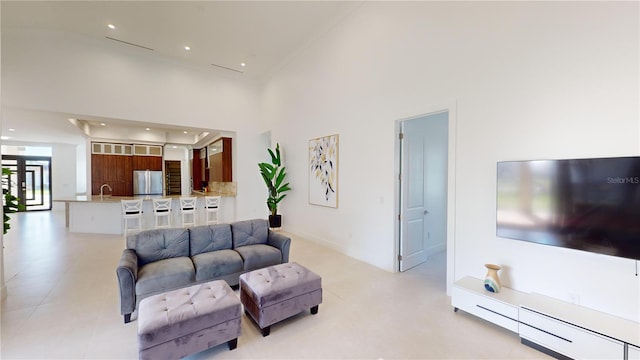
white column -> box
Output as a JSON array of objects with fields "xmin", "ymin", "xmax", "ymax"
[
  {"xmin": 0, "ymin": 7, "xmax": 6, "ymax": 302},
  {"xmin": 0, "ymin": 231, "xmax": 5, "ymax": 301}
]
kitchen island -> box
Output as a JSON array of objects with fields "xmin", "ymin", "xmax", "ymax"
[{"xmin": 56, "ymin": 193, "xmax": 235, "ymax": 235}]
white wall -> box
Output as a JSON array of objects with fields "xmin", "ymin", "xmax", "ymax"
[
  {"xmin": 52, "ymin": 143, "xmax": 78, "ymax": 197},
  {"xmin": 0, "ymin": 142, "xmax": 79, "ymax": 210},
  {"xmin": 1, "ymin": 27, "xmax": 267, "ymax": 222},
  {"xmin": 76, "ymin": 141, "xmax": 87, "ymax": 195},
  {"xmin": 51, "ymin": 143, "xmax": 79, "ymax": 209},
  {"xmin": 259, "ymin": 2, "xmax": 639, "ymax": 321}
]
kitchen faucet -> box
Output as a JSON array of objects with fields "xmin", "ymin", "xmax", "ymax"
[{"xmin": 100, "ymin": 183, "xmax": 113, "ymax": 199}]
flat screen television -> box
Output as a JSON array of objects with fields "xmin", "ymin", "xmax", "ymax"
[{"xmin": 496, "ymin": 156, "xmax": 640, "ymax": 260}]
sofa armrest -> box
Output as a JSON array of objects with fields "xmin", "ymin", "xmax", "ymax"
[
  {"xmin": 116, "ymin": 249, "xmax": 138, "ymax": 321},
  {"xmin": 268, "ymin": 231, "xmax": 291, "ymax": 263}
]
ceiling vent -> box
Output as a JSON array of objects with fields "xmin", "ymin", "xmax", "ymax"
[
  {"xmin": 105, "ymin": 37, "xmax": 154, "ymax": 51},
  {"xmin": 211, "ymin": 63, "xmax": 244, "ymax": 73}
]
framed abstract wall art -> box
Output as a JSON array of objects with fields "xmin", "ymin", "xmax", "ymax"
[{"xmin": 309, "ymin": 134, "xmax": 338, "ymax": 208}]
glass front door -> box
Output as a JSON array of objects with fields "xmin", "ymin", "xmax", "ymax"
[{"xmin": 2, "ymin": 155, "xmax": 52, "ymax": 211}]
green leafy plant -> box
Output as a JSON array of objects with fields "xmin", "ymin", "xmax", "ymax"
[
  {"xmin": 258, "ymin": 143, "xmax": 291, "ymax": 217},
  {"xmin": 3, "ymin": 168, "xmax": 25, "ymax": 234}
]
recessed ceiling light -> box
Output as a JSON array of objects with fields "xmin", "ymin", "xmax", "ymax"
[
  {"xmin": 184, "ymin": 46, "xmax": 191, "ymax": 51},
  {"xmin": 8, "ymin": 128, "xmax": 15, "ymax": 132},
  {"xmin": 183, "ymin": 131, "xmax": 188, "ymax": 134},
  {"xmin": 145, "ymin": 128, "xmax": 151, "ymax": 131},
  {"xmin": 172, "ymin": 146, "xmax": 177, "ymax": 149},
  {"xmin": 240, "ymin": 62, "xmax": 246, "ymax": 67},
  {"xmin": 107, "ymin": 24, "xmax": 116, "ymax": 30},
  {"xmin": 100, "ymin": 122, "xmax": 106, "ymax": 126},
  {"xmin": 1, "ymin": 136, "xmax": 9, "ymax": 140}
]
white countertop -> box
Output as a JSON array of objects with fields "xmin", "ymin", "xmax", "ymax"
[{"xmin": 55, "ymin": 192, "xmax": 230, "ymax": 203}]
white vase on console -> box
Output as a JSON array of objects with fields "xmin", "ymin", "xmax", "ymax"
[{"xmin": 484, "ymin": 264, "xmax": 502, "ymax": 293}]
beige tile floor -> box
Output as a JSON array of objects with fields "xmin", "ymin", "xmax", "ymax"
[{"xmin": 1, "ymin": 210, "xmax": 549, "ymax": 359}]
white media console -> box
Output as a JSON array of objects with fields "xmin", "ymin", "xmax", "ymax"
[{"xmin": 452, "ymin": 276, "xmax": 640, "ymax": 359}]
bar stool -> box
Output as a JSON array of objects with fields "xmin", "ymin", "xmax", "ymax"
[
  {"xmin": 179, "ymin": 197, "xmax": 197, "ymax": 227},
  {"xmin": 121, "ymin": 199, "xmax": 143, "ymax": 233},
  {"xmin": 152, "ymin": 198, "xmax": 172, "ymax": 229},
  {"xmin": 204, "ymin": 196, "xmax": 221, "ymax": 225}
]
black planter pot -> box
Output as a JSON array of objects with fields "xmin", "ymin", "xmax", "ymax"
[{"xmin": 268, "ymin": 215, "xmax": 282, "ymax": 228}]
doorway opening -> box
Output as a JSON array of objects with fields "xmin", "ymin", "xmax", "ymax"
[
  {"xmin": 396, "ymin": 103, "xmax": 456, "ymax": 293},
  {"xmin": 165, "ymin": 160, "xmax": 181, "ymax": 195},
  {"xmin": 2, "ymin": 155, "xmax": 52, "ymax": 211}
]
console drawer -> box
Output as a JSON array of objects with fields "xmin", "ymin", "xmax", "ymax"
[
  {"xmin": 520, "ymin": 307, "xmax": 623, "ymax": 360},
  {"xmin": 452, "ymin": 285, "xmax": 518, "ymax": 332}
]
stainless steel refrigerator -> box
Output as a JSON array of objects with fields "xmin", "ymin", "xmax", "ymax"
[{"xmin": 133, "ymin": 170, "xmax": 163, "ymax": 195}]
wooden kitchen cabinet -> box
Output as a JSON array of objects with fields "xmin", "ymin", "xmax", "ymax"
[
  {"xmin": 208, "ymin": 137, "xmax": 232, "ymax": 182},
  {"xmin": 91, "ymin": 141, "xmax": 163, "ymax": 196},
  {"xmin": 91, "ymin": 154, "xmax": 133, "ymax": 196},
  {"xmin": 132, "ymin": 156, "xmax": 162, "ymax": 171}
]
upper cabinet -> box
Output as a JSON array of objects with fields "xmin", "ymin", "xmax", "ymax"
[
  {"xmin": 133, "ymin": 144, "xmax": 163, "ymax": 156},
  {"xmin": 92, "ymin": 142, "xmax": 163, "ymax": 157},
  {"xmin": 92, "ymin": 142, "xmax": 132, "ymax": 155}
]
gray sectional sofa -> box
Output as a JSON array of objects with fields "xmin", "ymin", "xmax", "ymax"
[{"xmin": 116, "ymin": 218, "xmax": 291, "ymax": 323}]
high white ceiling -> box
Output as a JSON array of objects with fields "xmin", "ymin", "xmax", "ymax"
[{"xmin": 1, "ymin": 1, "xmax": 358, "ymax": 146}]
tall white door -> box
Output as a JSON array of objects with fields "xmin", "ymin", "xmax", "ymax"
[
  {"xmin": 400, "ymin": 118, "xmax": 429, "ymax": 271},
  {"xmin": 399, "ymin": 112, "xmax": 449, "ymax": 272}
]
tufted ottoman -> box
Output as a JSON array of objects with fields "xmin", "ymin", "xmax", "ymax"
[
  {"xmin": 239, "ymin": 262, "xmax": 322, "ymax": 336},
  {"xmin": 137, "ymin": 280, "xmax": 241, "ymax": 360}
]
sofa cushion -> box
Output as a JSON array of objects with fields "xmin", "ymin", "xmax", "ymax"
[
  {"xmin": 136, "ymin": 257, "xmax": 195, "ymax": 296},
  {"xmin": 128, "ymin": 228, "xmax": 190, "ymax": 266},
  {"xmin": 192, "ymin": 249, "xmax": 244, "ymax": 282},
  {"xmin": 189, "ymin": 224, "xmax": 233, "ymax": 256},
  {"xmin": 234, "ymin": 244, "xmax": 282, "ymax": 272},
  {"xmin": 231, "ymin": 219, "xmax": 269, "ymax": 248}
]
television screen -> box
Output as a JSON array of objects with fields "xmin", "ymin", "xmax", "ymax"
[{"xmin": 496, "ymin": 156, "xmax": 640, "ymax": 260}]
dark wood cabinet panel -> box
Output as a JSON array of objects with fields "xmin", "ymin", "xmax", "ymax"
[
  {"xmin": 91, "ymin": 155, "xmax": 103, "ymax": 181},
  {"xmin": 210, "ymin": 153, "xmax": 223, "ymax": 182},
  {"xmin": 103, "ymin": 156, "xmax": 119, "ymax": 181},
  {"xmin": 91, "ymin": 154, "xmax": 135, "ymax": 196},
  {"xmin": 92, "ymin": 180, "xmax": 128, "ymax": 196},
  {"xmin": 208, "ymin": 137, "xmax": 232, "ymax": 182},
  {"xmin": 192, "ymin": 149, "xmax": 202, "ymax": 191},
  {"xmin": 132, "ymin": 156, "xmax": 162, "ymax": 171}
]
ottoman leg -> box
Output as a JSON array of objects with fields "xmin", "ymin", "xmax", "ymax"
[
  {"xmin": 228, "ymin": 338, "xmax": 238, "ymax": 350},
  {"xmin": 261, "ymin": 326, "xmax": 271, "ymax": 337},
  {"xmin": 311, "ymin": 305, "xmax": 319, "ymax": 315}
]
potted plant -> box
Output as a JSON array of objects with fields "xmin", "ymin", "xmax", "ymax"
[
  {"xmin": 3, "ymin": 168, "xmax": 25, "ymax": 234},
  {"xmin": 258, "ymin": 143, "xmax": 291, "ymax": 228}
]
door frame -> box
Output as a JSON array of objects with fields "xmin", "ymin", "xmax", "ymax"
[
  {"xmin": 2, "ymin": 154, "xmax": 53, "ymax": 211},
  {"xmin": 164, "ymin": 160, "xmax": 182, "ymax": 196},
  {"xmin": 394, "ymin": 99, "xmax": 457, "ymax": 295}
]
